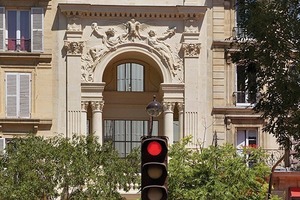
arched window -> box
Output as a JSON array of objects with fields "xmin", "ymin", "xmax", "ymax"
[{"xmin": 117, "ymin": 63, "xmax": 144, "ymax": 92}]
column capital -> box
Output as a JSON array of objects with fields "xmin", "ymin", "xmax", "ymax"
[
  {"xmin": 81, "ymin": 101, "xmax": 89, "ymax": 112},
  {"xmin": 177, "ymin": 102, "xmax": 185, "ymax": 113},
  {"xmin": 162, "ymin": 102, "xmax": 175, "ymax": 113},
  {"xmin": 91, "ymin": 101, "xmax": 104, "ymax": 112}
]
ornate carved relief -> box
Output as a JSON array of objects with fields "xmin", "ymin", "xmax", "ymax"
[
  {"xmin": 91, "ymin": 101, "xmax": 105, "ymax": 112},
  {"xmin": 64, "ymin": 41, "xmax": 84, "ymax": 55},
  {"xmin": 67, "ymin": 16, "xmax": 82, "ymax": 32},
  {"xmin": 184, "ymin": 19, "xmax": 199, "ymax": 33},
  {"xmin": 177, "ymin": 102, "xmax": 184, "ymax": 113},
  {"xmin": 81, "ymin": 101, "xmax": 89, "ymax": 112},
  {"xmin": 81, "ymin": 19, "xmax": 183, "ymax": 82},
  {"xmin": 182, "ymin": 43, "xmax": 201, "ymax": 57},
  {"xmin": 162, "ymin": 102, "xmax": 175, "ymax": 112}
]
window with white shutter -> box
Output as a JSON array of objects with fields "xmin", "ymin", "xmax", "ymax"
[
  {"xmin": 2, "ymin": 7, "xmax": 43, "ymax": 52},
  {"xmin": 0, "ymin": 7, "xmax": 4, "ymax": 51},
  {"xmin": 31, "ymin": 8, "xmax": 43, "ymax": 52},
  {"xmin": 6, "ymin": 73, "xmax": 31, "ymax": 118},
  {"xmin": 0, "ymin": 138, "xmax": 6, "ymax": 155}
]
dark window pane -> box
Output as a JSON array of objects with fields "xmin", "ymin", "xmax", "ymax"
[
  {"xmin": 104, "ymin": 120, "xmax": 158, "ymax": 157},
  {"xmin": 117, "ymin": 63, "xmax": 144, "ymax": 92}
]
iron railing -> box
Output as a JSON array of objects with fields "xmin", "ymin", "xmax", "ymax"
[
  {"xmin": 232, "ymin": 91, "xmax": 259, "ymax": 105},
  {"xmin": 232, "ymin": 26, "xmax": 251, "ymax": 40},
  {"xmin": 6, "ymin": 38, "xmax": 31, "ymax": 52}
]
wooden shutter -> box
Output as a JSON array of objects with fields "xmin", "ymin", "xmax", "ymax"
[
  {"xmin": 19, "ymin": 73, "xmax": 31, "ymax": 118},
  {"xmin": 0, "ymin": 138, "xmax": 5, "ymax": 155},
  {"xmin": 0, "ymin": 7, "xmax": 5, "ymax": 51},
  {"xmin": 31, "ymin": 7, "xmax": 43, "ymax": 52},
  {"xmin": 6, "ymin": 73, "xmax": 18, "ymax": 117}
]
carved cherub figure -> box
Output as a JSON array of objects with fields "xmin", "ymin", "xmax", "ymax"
[{"xmin": 146, "ymin": 28, "xmax": 179, "ymax": 75}]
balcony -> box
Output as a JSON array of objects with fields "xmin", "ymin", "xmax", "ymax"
[
  {"xmin": 232, "ymin": 91, "xmax": 259, "ymax": 107},
  {"xmin": 6, "ymin": 38, "xmax": 31, "ymax": 52},
  {"xmin": 232, "ymin": 27, "xmax": 252, "ymax": 40},
  {"xmin": 238, "ymin": 148, "xmax": 299, "ymax": 171}
]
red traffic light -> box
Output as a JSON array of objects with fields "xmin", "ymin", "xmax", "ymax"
[
  {"xmin": 141, "ymin": 136, "xmax": 168, "ymax": 200},
  {"xmin": 147, "ymin": 141, "xmax": 162, "ymax": 156}
]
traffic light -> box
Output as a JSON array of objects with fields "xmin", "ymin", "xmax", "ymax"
[{"xmin": 141, "ymin": 136, "xmax": 168, "ymax": 200}]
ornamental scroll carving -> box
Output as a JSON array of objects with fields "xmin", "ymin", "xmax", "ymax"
[
  {"xmin": 81, "ymin": 19, "xmax": 183, "ymax": 82},
  {"xmin": 182, "ymin": 43, "xmax": 201, "ymax": 57}
]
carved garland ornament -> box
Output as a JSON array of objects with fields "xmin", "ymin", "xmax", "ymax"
[
  {"xmin": 81, "ymin": 19, "xmax": 183, "ymax": 82},
  {"xmin": 182, "ymin": 43, "xmax": 201, "ymax": 57}
]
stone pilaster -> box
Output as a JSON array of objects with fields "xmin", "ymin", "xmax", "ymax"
[
  {"xmin": 63, "ymin": 12, "xmax": 84, "ymax": 138},
  {"xmin": 182, "ymin": 31, "xmax": 201, "ymax": 147}
]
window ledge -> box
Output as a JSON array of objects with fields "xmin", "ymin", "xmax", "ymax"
[
  {"xmin": 0, "ymin": 118, "xmax": 52, "ymax": 125},
  {"xmin": 0, "ymin": 52, "xmax": 52, "ymax": 66},
  {"xmin": 0, "ymin": 118, "xmax": 52, "ymax": 134}
]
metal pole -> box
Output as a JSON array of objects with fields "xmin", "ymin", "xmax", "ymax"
[{"xmin": 148, "ymin": 116, "xmax": 153, "ymax": 137}]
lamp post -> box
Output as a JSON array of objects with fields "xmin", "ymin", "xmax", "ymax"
[{"xmin": 146, "ymin": 95, "xmax": 163, "ymax": 136}]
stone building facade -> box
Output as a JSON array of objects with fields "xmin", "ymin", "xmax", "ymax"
[{"xmin": 1, "ymin": 0, "xmax": 298, "ymax": 199}]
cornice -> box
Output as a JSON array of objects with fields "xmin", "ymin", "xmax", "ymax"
[
  {"xmin": 0, "ymin": 52, "xmax": 52, "ymax": 65},
  {"xmin": 58, "ymin": 4, "xmax": 207, "ymax": 19},
  {"xmin": 212, "ymin": 40, "xmax": 232, "ymax": 49},
  {"xmin": 212, "ymin": 107, "xmax": 260, "ymax": 116}
]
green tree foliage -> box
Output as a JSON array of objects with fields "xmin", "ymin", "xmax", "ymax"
[
  {"xmin": 0, "ymin": 135, "xmax": 140, "ymax": 200},
  {"xmin": 231, "ymin": 0, "xmax": 300, "ymax": 147},
  {"xmin": 168, "ymin": 137, "xmax": 271, "ymax": 200}
]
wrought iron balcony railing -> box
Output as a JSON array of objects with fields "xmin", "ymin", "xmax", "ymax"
[
  {"xmin": 232, "ymin": 27, "xmax": 252, "ymax": 40},
  {"xmin": 6, "ymin": 38, "xmax": 31, "ymax": 52},
  {"xmin": 232, "ymin": 91, "xmax": 259, "ymax": 106}
]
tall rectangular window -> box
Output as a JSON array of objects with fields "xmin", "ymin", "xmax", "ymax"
[
  {"xmin": 236, "ymin": 129, "xmax": 258, "ymax": 149},
  {"xmin": 0, "ymin": 7, "xmax": 43, "ymax": 52},
  {"xmin": 7, "ymin": 10, "xmax": 30, "ymax": 51},
  {"xmin": 117, "ymin": 63, "xmax": 144, "ymax": 92},
  {"xmin": 6, "ymin": 73, "xmax": 31, "ymax": 118},
  {"xmin": 235, "ymin": 64, "xmax": 257, "ymax": 106},
  {"xmin": 104, "ymin": 120, "xmax": 158, "ymax": 157}
]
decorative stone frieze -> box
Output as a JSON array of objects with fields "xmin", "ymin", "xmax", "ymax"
[
  {"xmin": 64, "ymin": 41, "xmax": 84, "ymax": 55},
  {"xmin": 91, "ymin": 101, "xmax": 104, "ymax": 112},
  {"xmin": 182, "ymin": 43, "xmax": 201, "ymax": 57},
  {"xmin": 59, "ymin": 5, "xmax": 207, "ymax": 20},
  {"xmin": 81, "ymin": 19, "xmax": 183, "ymax": 82}
]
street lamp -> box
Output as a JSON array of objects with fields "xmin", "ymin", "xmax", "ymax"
[{"xmin": 146, "ymin": 95, "xmax": 162, "ymax": 136}]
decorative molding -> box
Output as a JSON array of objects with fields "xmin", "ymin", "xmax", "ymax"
[
  {"xmin": 162, "ymin": 102, "xmax": 175, "ymax": 113},
  {"xmin": 64, "ymin": 41, "xmax": 84, "ymax": 55},
  {"xmin": 226, "ymin": 118, "xmax": 232, "ymax": 130},
  {"xmin": 81, "ymin": 101, "xmax": 89, "ymax": 112},
  {"xmin": 82, "ymin": 19, "xmax": 183, "ymax": 82},
  {"xmin": 184, "ymin": 19, "xmax": 199, "ymax": 33},
  {"xmin": 0, "ymin": 52, "xmax": 52, "ymax": 65},
  {"xmin": 177, "ymin": 102, "xmax": 184, "ymax": 113},
  {"xmin": 91, "ymin": 101, "xmax": 105, "ymax": 112},
  {"xmin": 182, "ymin": 43, "xmax": 201, "ymax": 57},
  {"xmin": 59, "ymin": 4, "xmax": 207, "ymax": 20},
  {"xmin": 67, "ymin": 16, "xmax": 82, "ymax": 32}
]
